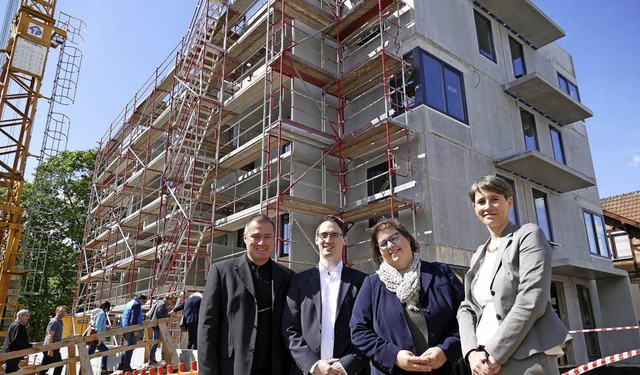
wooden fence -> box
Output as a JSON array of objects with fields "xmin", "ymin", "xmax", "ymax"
[{"xmin": 0, "ymin": 317, "xmax": 179, "ymax": 375}]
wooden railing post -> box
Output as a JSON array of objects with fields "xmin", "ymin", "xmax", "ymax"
[{"xmin": 158, "ymin": 322, "xmax": 180, "ymax": 365}]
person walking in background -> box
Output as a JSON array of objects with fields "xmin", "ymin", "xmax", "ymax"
[
  {"xmin": 457, "ymin": 175, "xmax": 572, "ymax": 374},
  {"xmin": 147, "ymin": 295, "xmax": 176, "ymax": 365},
  {"xmin": 87, "ymin": 301, "xmax": 113, "ymax": 375},
  {"xmin": 198, "ymin": 214, "xmax": 295, "ymax": 374},
  {"xmin": 172, "ymin": 292, "xmax": 202, "ymax": 349},
  {"xmin": 350, "ymin": 219, "xmax": 464, "ymax": 374},
  {"xmin": 4, "ymin": 309, "xmax": 32, "ymax": 373},
  {"xmin": 282, "ymin": 215, "xmax": 370, "ymax": 375},
  {"xmin": 119, "ymin": 294, "xmax": 147, "ymax": 372},
  {"xmin": 39, "ymin": 306, "xmax": 67, "ymax": 375}
]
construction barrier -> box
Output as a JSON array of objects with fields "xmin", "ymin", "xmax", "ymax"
[
  {"xmin": 569, "ymin": 325, "xmax": 640, "ymax": 334},
  {"xmin": 562, "ymin": 349, "xmax": 640, "ymax": 375}
]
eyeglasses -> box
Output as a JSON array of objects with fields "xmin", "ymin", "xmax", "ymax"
[
  {"xmin": 377, "ymin": 232, "xmax": 401, "ymax": 250},
  {"xmin": 317, "ymin": 232, "xmax": 343, "ymax": 241}
]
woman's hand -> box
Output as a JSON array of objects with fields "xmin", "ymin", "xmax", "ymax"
[
  {"xmin": 420, "ymin": 346, "xmax": 447, "ymax": 369},
  {"xmin": 395, "ymin": 350, "xmax": 431, "ymax": 372},
  {"xmin": 468, "ymin": 350, "xmax": 502, "ymax": 375},
  {"xmin": 487, "ymin": 355, "xmax": 502, "ymax": 374}
]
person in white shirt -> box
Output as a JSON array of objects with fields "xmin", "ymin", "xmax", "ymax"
[{"xmin": 283, "ymin": 215, "xmax": 370, "ymax": 375}]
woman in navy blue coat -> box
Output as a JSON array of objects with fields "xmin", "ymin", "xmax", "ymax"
[{"xmin": 350, "ymin": 219, "xmax": 464, "ymax": 374}]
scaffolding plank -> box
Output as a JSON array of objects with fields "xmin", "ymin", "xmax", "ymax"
[
  {"xmin": 273, "ymin": 0, "xmax": 335, "ymax": 30},
  {"xmin": 267, "ymin": 195, "xmax": 338, "ymax": 217},
  {"xmin": 326, "ymin": 0, "xmax": 398, "ymax": 41},
  {"xmin": 271, "ymin": 53, "xmax": 336, "ymax": 89},
  {"xmin": 324, "ymin": 49, "xmax": 403, "ymax": 100},
  {"xmin": 330, "ymin": 117, "xmax": 408, "ymax": 159},
  {"xmin": 342, "ymin": 195, "xmax": 414, "ymax": 223}
]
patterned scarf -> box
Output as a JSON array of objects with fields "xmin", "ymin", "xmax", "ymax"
[{"xmin": 376, "ymin": 255, "xmax": 421, "ymax": 311}]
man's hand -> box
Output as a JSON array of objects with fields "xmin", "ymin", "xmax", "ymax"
[
  {"xmin": 395, "ymin": 349, "xmax": 432, "ymax": 372},
  {"xmin": 47, "ymin": 349, "xmax": 54, "ymax": 357},
  {"xmin": 420, "ymin": 346, "xmax": 447, "ymax": 370},
  {"xmin": 313, "ymin": 358, "xmax": 344, "ymax": 375}
]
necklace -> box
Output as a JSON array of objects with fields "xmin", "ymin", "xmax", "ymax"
[{"xmin": 486, "ymin": 238, "xmax": 501, "ymax": 253}]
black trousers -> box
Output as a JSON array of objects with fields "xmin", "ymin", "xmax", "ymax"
[
  {"xmin": 186, "ymin": 321, "xmax": 198, "ymax": 349},
  {"xmin": 39, "ymin": 349, "xmax": 63, "ymax": 375}
]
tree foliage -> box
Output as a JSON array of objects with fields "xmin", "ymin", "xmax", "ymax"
[{"xmin": 18, "ymin": 149, "xmax": 96, "ymax": 340}]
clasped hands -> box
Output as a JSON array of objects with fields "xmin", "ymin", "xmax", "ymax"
[
  {"xmin": 468, "ymin": 349, "xmax": 501, "ymax": 375},
  {"xmin": 395, "ymin": 346, "xmax": 447, "ymax": 372},
  {"xmin": 313, "ymin": 358, "xmax": 347, "ymax": 375}
]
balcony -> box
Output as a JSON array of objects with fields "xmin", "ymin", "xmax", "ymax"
[
  {"xmin": 474, "ymin": 0, "xmax": 564, "ymax": 48},
  {"xmin": 503, "ymin": 72, "xmax": 593, "ymax": 125},
  {"xmin": 496, "ymin": 150, "xmax": 595, "ymax": 193}
]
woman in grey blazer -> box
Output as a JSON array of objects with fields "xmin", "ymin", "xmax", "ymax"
[{"xmin": 457, "ymin": 175, "xmax": 572, "ymax": 375}]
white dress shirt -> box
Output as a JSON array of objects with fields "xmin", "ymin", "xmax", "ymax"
[{"xmin": 319, "ymin": 260, "xmax": 343, "ymax": 360}]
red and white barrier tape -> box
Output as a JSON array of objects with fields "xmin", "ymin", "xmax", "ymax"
[
  {"xmin": 561, "ymin": 348, "xmax": 640, "ymax": 375},
  {"xmin": 569, "ymin": 325, "xmax": 640, "ymax": 334}
]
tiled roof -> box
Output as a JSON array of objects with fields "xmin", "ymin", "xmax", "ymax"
[{"xmin": 601, "ymin": 190, "xmax": 640, "ymax": 223}]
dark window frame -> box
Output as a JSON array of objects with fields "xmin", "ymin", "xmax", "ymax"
[
  {"xmin": 558, "ymin": 73, "xmax": 581, "ymax": 102},
  {"xmin": 474, "ymin": 10, "xmax": 496, "ymax": 62},
  {"xmin": 583, "ymin": 209, "xmax": 610, "ymax": 258},
  {"xmin": 498, "ymin": 175, "xmax": 519, "ymax": 225},
  {"xmin": 413, "ymin": 49, "xmax": 469, "ymax": 123},
  {"xmin": 508, "ymin": 36, "xmax": 527, "ymax": 78},
  {"xmin": 367, "ymin": 160, "xmax": 397, "ymax": 197},
  {"xmin": 520, "ymin": 109, "xmax": 539, "ymax": 151},
  {"xmin": 532, "ymin": 189, "xmax": 553, "ymax": 241},
  {"xmin": 549, "ymin": 126, "xmax": 565, "ymax": 164},
  {"xmin": 279, "ymin": 214, "xmax": 291, "ymax": 257}
]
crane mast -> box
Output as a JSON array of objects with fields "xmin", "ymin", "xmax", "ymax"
[{"xmin": 0, "ymin": 0, "xmax": 66, "ymax": 332}]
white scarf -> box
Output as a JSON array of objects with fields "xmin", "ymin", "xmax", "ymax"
[{"xmin": 376, "ymin": 256, "xmax": 421, "ymax": 311}]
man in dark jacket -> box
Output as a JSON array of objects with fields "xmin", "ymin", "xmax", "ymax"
[
  {"xmin": 3, "ymin": 309, "xmax": 32, "ymax": 373},
  {"xmin": 172, "ymin": 292, "xmax": 202, "ymax": 349},
  {"xmin": 148, "ymin": 295, "xmax": 176, "ymax": 365},
  {"xmin": 198, "ymin": 214, "xmax": 295, "ymax": 375}
]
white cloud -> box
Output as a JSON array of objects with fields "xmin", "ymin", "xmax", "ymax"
[{"xmin": 631, "ymin": 155, "xmax": 640, "ymax": 168}]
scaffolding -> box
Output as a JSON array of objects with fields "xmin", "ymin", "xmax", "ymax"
[{"xmin": 75, "ymin": 0, "xmax": 419, "ymax": 344}]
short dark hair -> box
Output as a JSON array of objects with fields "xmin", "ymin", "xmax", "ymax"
[
  {"xmin": 469, "ymin": 175, "xmax": 513, "ymax": 202},
  {"xmin": 245, "ymin": 214, "xmax": 275, "ymax": 232},
  {"xmin": 138, "ymin": 294, "xmax": 148, "ymax": 302},
  {"xmin": 370, "ymin": 218, "xmax": 418, "ymax": 265},
  {"xmin": 99, "ymin": 301, "xmax": 111, "ymax": 311},
  {"xmin": 317, "ymin": 215, "xmax": 347, "ymax": 236}
]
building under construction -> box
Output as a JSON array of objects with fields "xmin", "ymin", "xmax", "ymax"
[{"xmin": 75, "ymin": 0, "xmax": 640, "ymax": 368}]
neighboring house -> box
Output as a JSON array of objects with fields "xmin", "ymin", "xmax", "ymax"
[
  {"xmin": 602, "ymin": 191, "xmax": 640, "ymax": 321},
  {"xmin": 75, "ymin": 0, "xmax": 639, "ymax": 370}
]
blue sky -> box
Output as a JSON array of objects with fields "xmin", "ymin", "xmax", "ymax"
[{"xmin": 27, "ymin": 0, "xmax": 639, "ymax": 199}]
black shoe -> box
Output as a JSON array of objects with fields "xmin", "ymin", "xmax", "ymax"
[
  {"xmin": 148, "ymin": 360, "xmax": 158, "ymax": 366},
  {"xmin": 101, "ymin": 370, "xmax": 114, "ymax": 375}
]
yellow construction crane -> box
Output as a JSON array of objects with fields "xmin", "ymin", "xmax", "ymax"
[{"xmin": 0, "ymin": 0, "xmax": 66, "ymax": 333}]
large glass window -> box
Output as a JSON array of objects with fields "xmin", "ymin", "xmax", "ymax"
[
  {"xmin": 549, "ymin": 126, "xmax": 565, "ymax": 164},
  {"xmin": 414, "ymin": 50, "xmax": 468, "ymax": 123},
  {"xmin": 533, "ymin": 189, "xmax": 552, "ymax": 241},
  {"xmin": 558, "ymin": 74, "xmax": 581, "ymax": 102},
  {"xmin": 520, "ymin": 109, "xmax": 538, "ymax": 151},
  {"xmin": 576, "ymin": 285, "xmax": 601, "ymax": 360},
  {"xmin": 509, "ymin": 36, "xmax": 526, "ymax": 78},
  {"xmin": 583, "ymin": 210, "xmax": 610, "ymax": 257},
  {"xmin": 474, "ymin": 10, "xmax": 496, "ymax": 62},
  {"xmin": 279, "ymin": 214, "xmax": 290, "ymax": 257}
]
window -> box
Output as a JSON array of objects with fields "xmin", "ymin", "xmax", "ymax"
[
  {"xmin": 533, "ymin": 189, "xmax": 553, "ymax": 241},
  {"xmin": 576, "ymin": 285, "xmax": 601, "ymax": 360},
  {"xmin": 611, "ymin": 232, "xmax": 632, "ymax": 259},
  {"xmin": 367, "ymin": 161, "xmax": 396, "ymax": 196},
  {"xmin": 549, "ymin": 126, "xmax": 565, "ymax": 164},
  {"xmin": 390, "ymin": 52, "xmax": 416, "ymax": 115},
  {"xmin": 508, "ymin": 36, "xmax": 526, "ymax": 78},
  {"xmin": 236, "ymin": 228, "xmax": 246, "ymax": 249},
  {"xmin": 414, "ymin": 50, "xmax": 468, "ymax": 123},
  {"xmin": 558, "ymin": 74, "xmax": 581, "ymax": 102},
  {"xmin": 520, "ymin": 109, "xmax": 538, "ymax": 151},
  {"xmin": 583, "ymin": 210, "xmax": 610, "ymax": 257},
  {"xmin": 499, "ymin": 175, "xmax": 519, "ymax": 225},
  {"xmin": 474, "ymin": 10, "xmax": 495, "ymax": 62},
  {"xmin": 279, "ymin": 214, "xmax": 290, "ymax": 257},
  {"xmin": 550, "ymin": 282, "xmax": 571, "ymax": 366}
]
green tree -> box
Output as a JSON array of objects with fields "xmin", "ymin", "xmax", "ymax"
[{"xmin": 18, "ymin": 149, "xmax": 96, "ymax": 340}]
